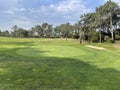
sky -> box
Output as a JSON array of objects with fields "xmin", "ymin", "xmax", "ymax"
[{"xmin": 0, "ymin": 0, "xmax": 120, "ymax": 31}]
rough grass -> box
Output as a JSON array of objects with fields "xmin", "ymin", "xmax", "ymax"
[{"xmin": 0, "ymin": 38, "xmax": 120, "ymax": 90}]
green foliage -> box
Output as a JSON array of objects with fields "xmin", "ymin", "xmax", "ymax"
[
  {"xmin": 75, "ymin": 0, "xmax": 120, "ymax": 43},
  {"xmin": 0, "ymin": 30, "xmax": 10, "ymax": 37},
  {"xmin": 105, "ymin": 36, "xmax": 115, "ymax": 43},
  {"xmin": 115, "ymin": 35, "xmax": 120, "ymax": 40},
  {"xmin": 54, "ymin": 23, "xmax": 73, "ymax": 39},
  {"xmin": 90, "ymin": 30, "xmax": 99, "ymax": 43},
  {"xmin": 73, "ymin": 34, "xmax": 79, "ymax": 39}
]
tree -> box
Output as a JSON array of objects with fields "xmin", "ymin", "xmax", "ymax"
[
  {"xmin": 73, "ymin": 23, "xmax": 81, "ymax": 39},
  {"xmin": 11, "ymin": 25, "xmax": 18, "ymax": 37},
  {"xmin": 76, "ymin": 0, "xmax": 120, "ymax": 43},
  {"xmin": 1, "ymin": 30, "xmax": 10, "ymax": 37},
  {"xmin": 12, "ymin": 25, "xmax": 18, "ymax": 31},
  {"xmin": 55, "ymin": 23, "xmax": 73, "ymax": 40},
  {"xmin": 54, "ymin": 26, "xmax": 62, "ymax": 38},
  {"xmin": 34, "ymin": 25, "xmax": 43, "ymax": 38},
  {"xmin": 11, "ymin": 25, "xmax": 28, "ymax": 38},
  {"xmin": 0, "ymin": 30, "xmax": 1, "ymax": 36},
  {"xmin": 96, "ymin": 6, "xmax": 105, "ymax": 43},
  {"xmin": 30, "ymin": 27, "xmax": 38, "ymax": 37},
  {"xmin": 99, "ymin": 0, "xmax": 119, "ymax": 41},
  {"xmin": 28, "ymin": 29, "xmax": 35, "ymax": 38},
  {"xmin": 41, "ymin": 23, "xmax": 48, "ymax": 37},
  {"xmin": 47, "ymin": 24, "xmax": 53, "ymax": 38},
  {"xmin": 78, "ymin": 13, "xmax": 93, "ymax": 43}
]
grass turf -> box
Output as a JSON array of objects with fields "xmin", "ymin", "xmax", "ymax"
[{"xmin": 0, "ymin": 38, "xmax": 120, "ymax": 90}]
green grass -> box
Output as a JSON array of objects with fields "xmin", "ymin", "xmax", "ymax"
[{"xmin": 0, "ymin": 38, "xmax": 120, "ymax": 90}]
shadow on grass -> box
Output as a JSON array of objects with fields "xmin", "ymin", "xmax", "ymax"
[
  {"xmin": 0, "ymin": 47, "xmax": 120, "ymax": 90},
  {"xmin": 0, "ymin": 41, "xmax": 35, "ymax": 46}
]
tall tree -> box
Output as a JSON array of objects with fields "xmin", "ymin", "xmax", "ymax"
[
  {"xmin": 11, "ymin": 25, "xmax": 18, "ymax": 37},
  {"xmin": 55, "ymin": 23, "xmax": 73, "ymax": 40},
  {"xmin": 100, "ymin": 0, "xmax": 119, "ymax": 41},
  {"xmin": 34, "ymin": 25, "xmax": 43, "ymax": 37},
  {"xmin": 54, "ymin": 26, "xmax": 62, "ymax": 38}
]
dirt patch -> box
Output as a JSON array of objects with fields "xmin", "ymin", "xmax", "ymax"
[
  {"xmin": 86, "ymin": 45, "xmax": 106, "ymax": 50},
  {"xmin": 114, "ymin": 44, "xmax": 120, "ymax": 49}
]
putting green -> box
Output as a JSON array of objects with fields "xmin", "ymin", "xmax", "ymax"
[{"xmin": 17, "ymin": 45, "xmax": 86, "ymax": 57}]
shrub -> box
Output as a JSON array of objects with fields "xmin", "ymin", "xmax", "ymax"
[
  {"xmin": 105, "ymin": 36, "xmax": 115, "ymax": 43},
  {"xmin": 73, "ymin": 34, "xmax": 79, "ymax": 39}
]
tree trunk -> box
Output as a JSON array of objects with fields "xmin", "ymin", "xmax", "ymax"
[
  {"xmin": 66, "ymin": 36, "xmax": 67, "ymax": 40},
  {"xmin": 110, "ymin": 12, "xmax": 114, "ymax": 41},
  {"xmin": 99, "ymin": 29, "xmax": 102, "ymax": 43},
  {"xmin": 79, "ymin": 31, "xmax": 84, "ymax": 44},
  {"xmin": 111, "ymin": 30, "xmax": 114, "ymax": 40},
  {"xmin": 99, "ymin": 15, "xmax": 102, "ymax": 43},
  {"xmin": 80, "ymin": 38, "xmax": 82, "ymax": 44}
]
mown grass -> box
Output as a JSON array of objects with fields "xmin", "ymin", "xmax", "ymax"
[{"xmin": 0, "ymin": 37, "xmax": 120, "ymax": 90}]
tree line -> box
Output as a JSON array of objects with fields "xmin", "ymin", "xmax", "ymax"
[
  {"xmin": 0, "ymin": 23, "xmax": 74, "ymax": 39},
  {"xmin": 0, "ymin": 0, "xmax": 120, "ymax": 43}
]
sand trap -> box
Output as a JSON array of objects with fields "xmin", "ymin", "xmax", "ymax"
[{"xmin": 86, "ymin": 45, "xmax": 106, "ymax": 50}]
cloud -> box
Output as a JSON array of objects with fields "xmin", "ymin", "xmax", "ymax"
[
  {"xmin": 56, "ymin": 0, "xmax": 91, "ymax": 14},
  {"xmin": 39, "ymin": 0, "xmax": 92, "ymax": 14},
  {"xmin": 0, "ymin": 0, "xmax": 25, "ymax": 15},
  {"xmin": 0, "ymin": 0, "xmax": 22, "ymax": 9},
  {"xmin": 0, "ymin": 0, "xmax": 93, "ymax": 30},
  {"xmin": 34, "ymin": 0, "xmax": 92, "ymax": 25},
  {"xmin": 14, "ymin": 8, "xmax": 26, "ymax": 12},
  {"xmin": 0, "ymin": 10, "xmax": 14, "ymax": 14},
  {"xmin": 13, "ymin": 16, "xmax": 31, "ymax": 25}
]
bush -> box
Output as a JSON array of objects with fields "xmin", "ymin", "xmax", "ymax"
[
  {"xmin": 73, "ymin": 34, "xmax": 79, "ymax": 39},
  {"xmin": 90, "ymin": 31, "xmax": 99, "ymax": 43},
  {"xmin": 105, "ymin": 36, "xmax": 115, "ymax": 43},
  {"xmin": 115, "ymin": 35, "xmax": 120, "ymax": 40}
]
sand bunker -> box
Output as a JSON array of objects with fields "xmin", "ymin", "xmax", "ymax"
[{"xmin": 86, "ymin": 45, "xmax": 106, "ymax": 50}]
